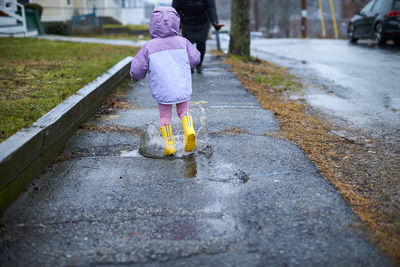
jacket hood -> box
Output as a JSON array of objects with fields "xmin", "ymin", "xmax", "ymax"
[{"xmin": 149, "ymin": 7, "xmax": 180, "ymax": 39}]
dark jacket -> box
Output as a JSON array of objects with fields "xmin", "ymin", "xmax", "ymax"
[{"xmin": 172, "ymin": 0, "xmax": 219, "ymax": 43}]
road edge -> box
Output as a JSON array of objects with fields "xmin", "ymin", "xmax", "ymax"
[{"xmin": 0, "ymin": 56, "xmax": 133, "ymax": 214}]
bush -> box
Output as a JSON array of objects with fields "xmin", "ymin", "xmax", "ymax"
[{"xmin": 44, "ymin": 22, "xmax": 71, "ymax": 36}]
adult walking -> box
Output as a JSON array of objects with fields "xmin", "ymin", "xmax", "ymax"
[{"xmin": 172, "ymin": 0, "xmax": 223, "ymax": 73}]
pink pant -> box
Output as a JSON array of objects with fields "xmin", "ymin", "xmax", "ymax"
[{"xmin": 158, "ymin": 100, "xmax": 190, "ymax": 127}]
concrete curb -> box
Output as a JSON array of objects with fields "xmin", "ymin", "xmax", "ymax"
[{"xmin": 0, "ymin": 56, "xmax": 133, "ymax": 213}]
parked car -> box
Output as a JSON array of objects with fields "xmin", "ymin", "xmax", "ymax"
[
  {"xmin": 250, "ymin": 31, "xmax": 265, "ymax": 39},
  {"xmin": 348, "ymin": 0, "xmax": 400, "ymax": 45}
]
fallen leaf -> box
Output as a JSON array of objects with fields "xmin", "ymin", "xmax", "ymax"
[{"xmin": 128, "ymin": 232, "xmax": 139, "ymax": 236}]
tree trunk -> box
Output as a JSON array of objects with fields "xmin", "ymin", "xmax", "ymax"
[{"xmin": 229, "ymin": 0, "xmax": 251, "ymax": 57}]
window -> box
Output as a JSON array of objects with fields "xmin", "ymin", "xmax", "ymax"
[
  {"xmin": 361, "ymin": 0, "xmax": 376, "ymax": 14},
  {"xmin": 394, "ymin": 0, "xmax": 400, "ymax": 10},
  {"xmin": 371, "ymin": 0, "xmax": 386, "ymax": 12},
  {"xmin": 67, "ymin": 0, "xmax": 71, "ymax": 5}
]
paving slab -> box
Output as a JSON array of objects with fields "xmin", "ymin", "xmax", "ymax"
[{"xmin": 0, "ymin": 55, "xmax": 392, "ymax": 266}]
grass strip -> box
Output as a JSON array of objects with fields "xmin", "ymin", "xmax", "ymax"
[
  {"xmin": 70, "ymin": 34, "xmax": 150, "ymax": 42},
  {"xmin": 0, "ymin": 37, "xmax": 138, "ymax": 142},
  {"xmin": 220, "ymin": 51, "xmax": 400, "ymax": 265},
  {"xmin": 103, "ymin": 24, "xmax": 149, "ymax": 31}
]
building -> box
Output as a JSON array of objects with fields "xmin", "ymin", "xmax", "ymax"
[
  {"xmin": 0, "ymin": 0, "xmax": 40, "ymax": 36},
  {"xmin": 30, "ymin": 0, "xmax": 172, "ymax": 24},
  {"xmin": 28, "ymin": 0, "xmax": 86, "ymax": 22}
]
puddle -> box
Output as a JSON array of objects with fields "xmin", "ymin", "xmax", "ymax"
[
  {"xmin": 305, "ymin": 93, "xmax": 376, "ymax": 126},
  {"xmin": 119, "ymin": 111, "xmax": 248, "ymax": 241},
  {"xmin": 306, "ymin": 93, "xmax": 358, "ymax": 112},
  {"xmin": 138, "ymin": 105, "xmax": 209, "ymax": 159},
  {"xmin": 208, "ymin": 163, "xmax": 249, "ymax": 185},
  {"xmin": 197, "ymin": 160, "xmax": 248, "ymax": 239},
  {"xmin": 117, "ymin": 103, "xmax": 247, "ymax": 239},
  {"xmin": 171, "ymin": 151, "xmax": 250, "ymax": 186}
]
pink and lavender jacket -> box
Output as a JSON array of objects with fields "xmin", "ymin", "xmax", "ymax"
[{"xmin": 130, "ymin": 6, "xmax": 200, "ymax": 104}]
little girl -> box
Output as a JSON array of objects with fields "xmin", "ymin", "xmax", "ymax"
[{"xmin": 130, "ymin": 6, "xmax": 200, "ymax": 156}]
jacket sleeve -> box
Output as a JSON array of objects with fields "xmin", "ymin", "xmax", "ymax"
[
  {"xmin": 130, "ymin": 46, "xmax": 149, "ymax": 81},
  {"xmin": 186, "ymin": 39, "xmax": 201, "ymax": 68},
  {"xmin": 205, "ymin": 0, "xmax": 218, "ymax": 25}
]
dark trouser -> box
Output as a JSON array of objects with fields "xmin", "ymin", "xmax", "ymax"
[{"xmin": 194, "ymin": 42, "xmax": 206, "ymax": 67}]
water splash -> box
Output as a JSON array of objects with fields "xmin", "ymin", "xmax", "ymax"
[
  {"xmin": 138, "ymin": 121, "xmax": 164, "ymax": 158},
  {"xmin": 196, "ymin": 104, "xmax": 209, "ymax": 151},
  {"xmin": 138, "ymin": 104, "xmax": 208, "ymax": 159}
]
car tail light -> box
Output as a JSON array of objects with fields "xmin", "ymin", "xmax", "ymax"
[{"xmin": 386, "ymin": 11, "xmax": 400, "ymax": 17}]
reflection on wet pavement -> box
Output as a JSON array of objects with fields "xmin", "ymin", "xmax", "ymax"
[{"xmin": 184, "ymin": 156, "xmax": 197, "ymax": 178}]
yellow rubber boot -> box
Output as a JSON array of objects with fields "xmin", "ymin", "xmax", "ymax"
[
  {"xmin": 181, "ymin": 113, "xmax": 197, "ymax": 152},
  {"xmin": 160, "ymin": 123, "xmax": 176, "ymax": 156}
]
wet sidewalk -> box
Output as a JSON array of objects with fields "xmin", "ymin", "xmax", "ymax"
[{"xmin": 0, "ymin": 55, "xmax": 391, "ymax": 266}]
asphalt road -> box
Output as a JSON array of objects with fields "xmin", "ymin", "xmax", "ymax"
[
  {"xmin": 209, "ymin": 37, "xmax": 400, "ymax": 142},
  {"xmin": 250, "ymin": 39, "xmax": 400, "ymax": 141},
  {"xmin": 0, "ymin": 55, "xmax": 391, "ymax": 266}
]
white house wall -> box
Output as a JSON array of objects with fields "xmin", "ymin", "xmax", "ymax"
[
  {"xmin": 29, "ymin": 0, "xmax": 172, "ymax": 24},
  {"xmin": 0, "ymin": 16, "xmax": 16, "ymax": 26},
  {"xmin": 31, "ymin": 0, "xmax": 86, "ymax": 22},
  {"xmin": 121, "ymin": 8, "xmax": 145, "ymax": 25},
  {"xmin": 96, "ymin": 0, "xmax": 121, "ymax": 22}
]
